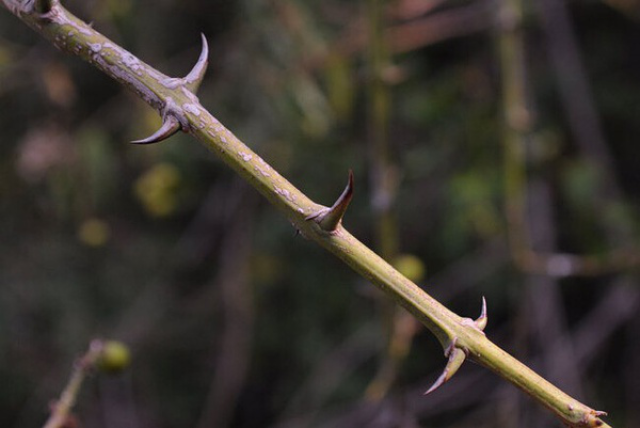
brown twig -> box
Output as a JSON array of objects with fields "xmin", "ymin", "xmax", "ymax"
[
  {"xmin": 303, "ymin": 1, "xmax": 494, "ymax": 71},
  {"xmin": 43, "ymin": 340, "xmax": 104, "ymax": 428}
]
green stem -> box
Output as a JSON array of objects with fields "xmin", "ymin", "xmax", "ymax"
[
  {"xmin": 367, "ymin": 0, "xmax": 398, "ymax": 260},
  {"xmin": 364, "ymin": 0, "xmax": 416, "ymax": 401},
  {"xmin": 498, "ymin": 0, "xmax": 531, "ymax": 263},
  {"xmin": 1, "ymin": 2, "xmax": 610, "ymax": 427},
  {"xmin": 500, "ymin": 0, "xmax": 640, "ymax": 278}
]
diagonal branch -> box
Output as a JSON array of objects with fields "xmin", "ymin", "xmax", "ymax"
[
  {"xmin": 43, "ymin": 340, "xmax": 104, "ymax": 428},
  {"xmin": 0, "ymin": 3, "xmax": 611, "ymax": 428}
]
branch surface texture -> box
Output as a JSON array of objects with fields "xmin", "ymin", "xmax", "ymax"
[{"xmin": 0, "ymin": 2, "xmax": 610, "ymax": 427}]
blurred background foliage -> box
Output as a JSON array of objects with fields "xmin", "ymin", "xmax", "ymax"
[{"xmin": 1, "ymin": 0, "xmax": 640, "ymax": 427}]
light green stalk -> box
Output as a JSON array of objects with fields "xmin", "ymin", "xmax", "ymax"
[{"xmin": 1, "ymin": 2, "xmax": 610, "ymax": 427}]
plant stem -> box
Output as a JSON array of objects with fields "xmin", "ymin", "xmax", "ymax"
[
  {"xmin": 367, "ymin": 0, "xmax": 397, "ymax": 262},
  {"xmin": 43, "ymin": 340, "xmax": 104, "ymax": 428},
  {"xmin": 498, "ymin": 0, "xmax": 640, "ymax": 278},
  {"xmin": 0, "ymin": 3, "xmax": 611, "ymax": 427},
  {"xmin": 364, "ymin": 0, "xmax": 418, "ymax": 401},
  {"xmin": 498, "ymin": 0, "xmax": 531, "ymax": 265}
]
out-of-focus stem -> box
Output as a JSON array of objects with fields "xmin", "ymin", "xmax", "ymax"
[
  {"xmin": 498, "ymin": 0, "xmax": 532, "ymax": 266},
  {"xmin": 43, "ymin": 340, "xmax": 104, "ymax": 428},
  {"xmin": 364, "ymin": 0, "xmax": 419, "ymax": 402},
  {"xmin": 498, "ymin": 0, "xmax": 640, "ymax": 277},
  {"xmin": 367, "ymin": 0, "xmax": 395, "ymax": 258},
  {"xmin": 366, "ymin": 0, "xmax": 396, "ymax": 395}
]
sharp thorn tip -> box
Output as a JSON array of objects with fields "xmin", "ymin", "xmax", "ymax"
[
  {"xmin": 131, "ymin": 116, "xmax": 180, "ymax": 145},
  {"xmin": 315, "ymin": 169, "xmax": 354, "ymax": 231},
  {"xmin": 184, "ymin": 34, "xmax": 209, "ymax": 92},
  {"xmin": 475, "ymin": 296, "xmax": 488, "ymax": 331},
  {"xmin": 424, "ymin": 346, "xmax": 466, "ymax": 395},
  {"xmin": 424, "ymin": 373, "xmax": 447, "ymax": 395}
]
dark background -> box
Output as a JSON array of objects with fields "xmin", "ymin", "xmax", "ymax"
[{"xmin": 1, "ymin": 0, "xmax": 639, "ymax": 427}]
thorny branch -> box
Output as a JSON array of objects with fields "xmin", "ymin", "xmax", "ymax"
[{"xmin": 0, "ymin": 2, "xmax": 611, "ymax": 427}]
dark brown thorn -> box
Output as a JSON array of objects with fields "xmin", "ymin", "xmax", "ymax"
[
  {"xmin": 306, "ymin": 170, "xmax": 354, "ymax": 232},
  {"xmin": 475, "ymin": 296, "xmax": 488, "ymax": 331},
  {"xmin": 184, "ymin": 34, "xmax": 209, "ymax": 93},
  {"xmin": 424, "ymin": 339, "xmax": 466, "ymax": 395},
  {"xmin": 131, "ymin": 115, "xmax": 180, "ymax": 144}
]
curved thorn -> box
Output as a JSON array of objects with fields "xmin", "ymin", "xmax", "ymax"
[
  {"xmin": 424, "ymin": 342, "xmax": 466, "ymax": 395},
  {"xmin": 131, "ymin": 115, "xmax": 180, "ymax": 144},
  {"xmin": 184, "ymin": 34, "xmax": 209, "ymax": 92},
  {"xmin": 475, "ymin": 296, "xmax": 488, "ymax": 331},
  {"xmin": 307, "ymin": 170, "xmax": 354, "ymax": 232}
]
